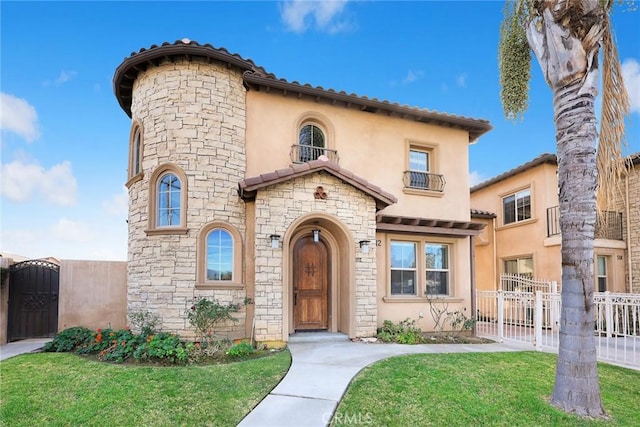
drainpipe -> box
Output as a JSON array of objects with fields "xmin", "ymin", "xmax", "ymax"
[
  {"xmin": 470, "ymin": 236, "xmax": 477, "ymax": 335},
  {"xmin": 492, "ymin": 217, "xmax": 497, "ymax": 290},
  {"xmin": 625, "ymin": 176, "xmax": 633, "ymax": 291}
]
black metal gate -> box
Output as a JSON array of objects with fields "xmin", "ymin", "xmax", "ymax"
[{"xmin": 7, "ymin": 260, "xmax": 60, "ymax": 342}]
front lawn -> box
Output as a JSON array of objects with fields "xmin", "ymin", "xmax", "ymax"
[
  {"xmin": 0, "ymin": 350, "xmax": 290, "ymax": 426},
  {"xmin": 333, "ymin": 352, "xmax": 640, "ymax": 426}
]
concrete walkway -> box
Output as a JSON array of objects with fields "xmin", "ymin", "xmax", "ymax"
[
  {"xmin": 238, "ymin": 336, "xmax": 531, "ymax": 427},
  {"xmin": 0, "ymin": 338, "xmax": 51, "ymax": 361}
]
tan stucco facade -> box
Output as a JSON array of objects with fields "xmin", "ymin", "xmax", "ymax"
[
  {"xmin": 115, "ymin": 40, "xmax": 490, "ymax": 344},
  {"xmin": 471, "ymin": 155, "xmax": 628, "ymax": 293}
]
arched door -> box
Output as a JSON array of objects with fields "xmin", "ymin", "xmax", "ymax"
[{"xmin": 293, "ymin": 235, "xmax": 329, "ymax": 330}]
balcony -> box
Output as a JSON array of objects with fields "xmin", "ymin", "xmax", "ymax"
[
  {"xmin": 546, "ymin": 206, "xmax": 623, "ymax": 240},
  {"xmin": 403, "ymin": 170, "xmax": 446, "ymax": 192},
  {"xmin": 290, "ymin": 144, "xmax": 339, "ymax": 164}
]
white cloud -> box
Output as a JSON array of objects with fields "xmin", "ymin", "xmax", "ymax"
[
  {"xmin": 280, "ymin": 0, "xmax": 351, "ymax": 33},
  {"xmin": 0, "ymin": 93, "xmax": 40, "ymax": 142},
  {"xmin": 402, "ymin": 70, "xmax": 424, "ymax": 86},
  {"xmin": 51, "ymin": 218, "xmax": 94, "ymax": 243},
  {"xmin": 103, "ymin": 187, "xmax": 129, "ymax": 216},
  {"xmin": 621, "ymin": 58, "xmax": 640, "ymax": 114},
  {"xmin": 456, "ymin": 73, "xmax": 468, "ymax": 88},
  {"xmin": 469, "ymin": 171, "xmax": 486, "ymax": 187},
  {"xmin": 1, "ymin": 159, "xmax": 77, "ymax": 206},
  {"xmin": 42, "ymin": 70, "xmax": 77, "ymax": 87}
]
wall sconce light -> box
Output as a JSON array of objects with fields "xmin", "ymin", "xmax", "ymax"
[
  {"xmin": 270, "ymin": 234, "xmax": 281, "ymax": 249},
  {"xmin": 313, "ymin": 229, "xmax": 320, "ymax": 243},
  {"xmin": 359, "ymin": 240, "xmax": 370, "ymax": 254}
]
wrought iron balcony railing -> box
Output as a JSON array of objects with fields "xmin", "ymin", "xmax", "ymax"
[
  {"xmin": 402, "ymin": 170, "xmax": 446, "ymax": 192},
  {"xmin": 546, "ymin": 206, "xmax": 623, "ymax": 240},
  {"xmin": 290, "ymin": 144, "xmax": 339, "ymax": 164}
]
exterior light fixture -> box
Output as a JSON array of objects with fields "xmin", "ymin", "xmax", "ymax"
[
  {"xmin": 359, "ymin": 240, "xmax": 370, "ymax": 254},
  {"xmin": 313, "ymin": 229, "xmax": 320, "ymax": 243},
  {"xmin": 270, "ymin": 234, "xmax": 281, "ymax": 249}
]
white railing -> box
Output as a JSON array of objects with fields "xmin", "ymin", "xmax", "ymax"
[
  {"xmin": 476, "ymin": 290, "xmax": 640, "ymax": 369},
  {"xmin": 500, "ymin": 273, "xmax": 559, "ymax": 293}
]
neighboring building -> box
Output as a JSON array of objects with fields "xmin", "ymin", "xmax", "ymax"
[
  {"xmin": 471, "ymin": 153, "xmax": 636, "ymax": 293},
  {"xmin": 112, "ymin": 39, "xmax": 492, "ymax": 346},
  {"xmin": 616, "ymin": 153, "xmax": 640, "ymax": 292}
]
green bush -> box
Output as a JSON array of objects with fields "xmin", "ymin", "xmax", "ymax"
[
  {"xmin": 133, "ymin": 332, "xmax": 188, "ymax": 364},
  {"xmin": 227, "ymin": 342, "xmax": 254, "ymax": 360},
  {"xmin": 43, "ymin": 326, "xmax": 93, "ymax": 352},
  {"xmin": 376, "ymin": 318, "xmax": 424, "ymax": 344}
]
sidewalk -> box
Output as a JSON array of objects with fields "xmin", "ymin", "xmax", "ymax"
[
  {"xmin": 0, "ymin": 338, "xmax": 51, "ymax": 361},
  {"xmin": 238, "ymin": 337, "xmax": 531, "ymax": 427}
]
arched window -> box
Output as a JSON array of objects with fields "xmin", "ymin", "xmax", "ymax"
[
  {"xmin": 206, "ymin": 229, "xmax": 233, "ymax": 281},
  {"xmin": 126, "ymin": 122, "xmax": 144, "ymax": 187},
  {"xmin": 298, "ymin": 124, "xmax": 325, "ymax": 162},
  {"xmin": 146, "ymin": 163, "xmax": 188, "ymax": 235},
  {"xmin": 157, "ymin": 173, "xmax": 181, "ymax": 227},
  {"xmin": 197, "ymin": 221, "xmax": 243, "ymax": 288}
]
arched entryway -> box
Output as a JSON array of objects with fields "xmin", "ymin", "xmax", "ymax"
[{"xmin": 284, "ymin": 213, "xmax": 356, "ymax": 338}]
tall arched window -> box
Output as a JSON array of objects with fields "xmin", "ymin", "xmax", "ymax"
[
  {"xmin": 206, "ymin": 229, "xmax": 233, "ymax": 281},
  {"xmin": 157, "ymin": 173, "xmax": 181, "ymax": 227},
  {"xmin": 298, "ymin": 124, "xmax": 325, "ymax": 162},
  {"xmin": 126, "ymin": 122, "xmax": 144, "ymax": 187},
  {"xmin": 146, "ymin": 163, "xmax": 188, "ymax": 235},
  {"xmin": 196, "ymin": 221, "xmax": 243, "ymax": 288}
]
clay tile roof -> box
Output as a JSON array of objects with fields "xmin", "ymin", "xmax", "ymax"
[
  {"xmin": 238, "ymin": 159, "xmax": 397, "ymax": 211},
  {"xmin": 470, "ymin": 209, "xmax": 496, "ymax": 219},
  {"xmin": 470, "ymin": 153, "xmax": 557, "ymax": 193},
  {"xmin": 113, "ymin": 39, "xmax": 492, "ymax": 142}
]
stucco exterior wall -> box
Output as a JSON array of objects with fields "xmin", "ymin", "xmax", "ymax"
[
  {"xmin": 472, "ymin": 161, "xmax": 628, "ymax": 293},
  {"xmin": 253, "ymin": 173, "xmax": 377, "ymax": 342},
  {"xmin": 245, "ymin": 91, "xmax": 472, "ymax": 221},
  {"xmin": 58, "ymin": 260, "xmax": 127, "ymax": 330},
  {"xmin": 126, "ymin": 59, "xmax": 248, "ymax": 338}
]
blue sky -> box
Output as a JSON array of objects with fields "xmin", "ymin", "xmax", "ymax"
[{"xmin": 1, "ymin": 1, "xmax": 639, "ymax": 261}]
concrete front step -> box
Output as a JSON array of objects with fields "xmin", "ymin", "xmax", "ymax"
[{"xmin": 288, "ymin": 331, "xmax": 350, "ymax": 343}]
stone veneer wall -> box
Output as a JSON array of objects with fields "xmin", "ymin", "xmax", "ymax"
[
  {"xmin": 253, "ymin": 172, "xmax": 377, "ymax": 342},
  {"xmin": 619, "ymin": 168, "xmax": 640, "ymax": 292},
  {"xmin": 127, "ymin": 59, "xmax": 247, "ymax": 338}
]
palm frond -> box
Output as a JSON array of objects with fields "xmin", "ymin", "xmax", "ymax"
[{"xmin": 596, "ymin": 11, "xmax": 630, "ymax": 215}]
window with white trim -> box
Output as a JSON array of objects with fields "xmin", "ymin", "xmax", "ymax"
[
  {"xmin": 390, "ymin": 241, "xmax": 417, "ymax": 295},
  {"xmin": 157, "ymin": 173, "xmax": 181, "ymax": 227},
  {"xmin": 206, "ymin": 229, "xmax": 233, "ymax": 281},
  {"xmin": 597, "ymin": 255, "xmax": 608, "ymax": 292},
  {"xmin": 503, "ymin": 188, "xmax": 531, "ymax": 225},
  {"xmin": 504, "ymin": 257, "xmax": 533, "ymax": 278},
  {"xmin": 425, "ymin": 243, "xmax": 449, "ymax": 295}
]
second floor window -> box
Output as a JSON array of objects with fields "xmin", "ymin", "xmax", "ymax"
[
  {"xmin": 157, "ymin": 173, "xmax": 181, "ymax": 227},
  {"xmin": 503, "ymin": 189, "xmax": 531, "ymax": 225},
  {"xmin": 299, "ymin": 124, "xmax": 325, "ymax": 162},
  {"xmin": 408, "ymin": 149, "xmax": 429, "ymax": 189}
]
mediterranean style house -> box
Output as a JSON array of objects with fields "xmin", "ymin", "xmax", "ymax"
[
  {"xmin": 471, "ymin": 153, "xmax": 639, "ymax": 294},
  {"xmin": 113, "ymin": 39, "xmax": 492, "ymax": 346}
]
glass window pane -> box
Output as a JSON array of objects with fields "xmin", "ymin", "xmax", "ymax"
[
  {"xmin": 425, "ymin": 244, "xmax": 448, "ymax": 269},
  {"xmin": 207, "ymin": 229, "xmax": 233, "ymax": 281},
  {"xmin": 503, "ymin": 195, "xmax": 515, "ymax": 224},
  {"xmin": 391, "ymin": 270, "xmax": 415, "ymax": 295},
  {"xmin": 391, "ymin": 242, "xmax": 416, "ymax": 268},
  {"xmin": 518, "ymin": 258, "xmax": 533, "ymax": 277},
  {"xmin": 597, "ymin": 256, "xmax": 606, "ymax": 275},
  {"xmin": 427, "ymin": 271, "xmax": 448, "ymax": 295},
  {"xmin": 409, "ymin": 150, "xmax": 428, "ymax": 171}
]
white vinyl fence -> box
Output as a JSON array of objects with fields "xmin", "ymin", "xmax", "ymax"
[{"xmin": 476, "ymin": 289, "xmax": 640, "ymax": 369}]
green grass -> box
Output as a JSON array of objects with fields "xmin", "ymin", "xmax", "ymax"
[
  {"xmin": 0, "ymin": 350, "xmax": 290, "ymax": 427},
  {"xmin": 333, "ymin": 352, "xmax": 640, "ymax": 426}
]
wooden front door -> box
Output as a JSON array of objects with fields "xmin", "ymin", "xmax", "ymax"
[{"xmin": 293, "ymin": 236, "xmax": 329, "ymax": 330}]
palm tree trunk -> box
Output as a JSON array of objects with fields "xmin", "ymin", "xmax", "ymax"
[{"xmin": 551, "ymin": 78, "xmax": 605, "ymax": 417}]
